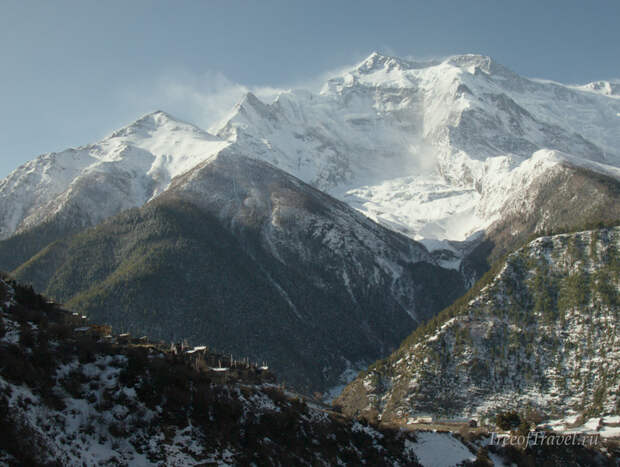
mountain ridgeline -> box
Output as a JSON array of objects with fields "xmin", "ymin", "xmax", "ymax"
[
  {"xmin": 1, "ymin": 51, "xmax": 619, "ymax": 406},
  {"xmin": 8, "ymin": 153, "xmax": 464, "ymax": 392},
  {"xmin": 2, "ymin": 53, "xmax": 620, "ymax": 267},
  {"xmin": 337, "ymin": 227, "xmax": 620, "ymax": 422},
  {"xmin": 461, "ymin": 164, "xmax": 620, "ymax": 281}
]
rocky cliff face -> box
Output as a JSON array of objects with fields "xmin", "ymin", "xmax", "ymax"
[{"xmin": 337, "ymin": 227, "xmax": 620, "ymax": 423}]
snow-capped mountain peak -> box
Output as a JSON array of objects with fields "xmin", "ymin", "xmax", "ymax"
[
  {"xmin": 444, "ymin": 53, "xmax": 512, "ymax": 77},
  {"xmin": 352, "ymin": 51, "xmax": 507, "ymax": 77},
  {"xmin": 0, "ymin": 111, "xmax": 228, "ymax": 239},
  {"xmin": 106, "ymin": 110, "xmax": 223, "ymax": 152},
  {"xmin": 354, "ymin": 51, "xmax": 418, "ymax": 74},
  {"xmin": 207, "ymin": 53, "xmax": 620, "ymax": 259},
  {"xmin": 101, "ymin": 110, "xmax": 227, "ymax": 181},
  {"xmin": 109, "ymin": 109, "xmax": 177, "ymax": 132},
  {"xmin": 1, "ymin": 54, "xmax": 619, "ymax": 265},
  {"xmin": 324, "ymin": 52, "xmax": 510, "ymax": 93}
]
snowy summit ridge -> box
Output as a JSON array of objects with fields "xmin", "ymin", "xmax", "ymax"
[
  {"xmin": 0, "ymin": 110, "xmax": 228, "ymax": 238},
  {"xmin": 1, "ymin": 52, "xmax": 619, "ymax": 268}
]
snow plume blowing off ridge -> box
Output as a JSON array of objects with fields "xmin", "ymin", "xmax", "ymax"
[
  {"xmin": 116, "ymin": 54, "xmax": 387, "ymax": 134},
  {"xmin": 119, "ymin": 69, "xmax": 285, "ymax": 133}
]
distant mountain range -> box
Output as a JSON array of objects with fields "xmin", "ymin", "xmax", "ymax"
[
  {"xmin": 1, "ymin": 52, "xmax": 619, "ymax": 395},
  {"xmin": 3, "ymin": 53, "xmax": 620, "ymax": 260}
]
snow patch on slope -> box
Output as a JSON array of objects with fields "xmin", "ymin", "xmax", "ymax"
[{"xmin": 404, "ymin": 432, "xmax": 475, "ymax": 467}]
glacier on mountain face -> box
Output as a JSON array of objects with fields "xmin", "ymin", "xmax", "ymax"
[{"xmin": 209, "ymin": 52, "xmax": 620, "ymax": 265}]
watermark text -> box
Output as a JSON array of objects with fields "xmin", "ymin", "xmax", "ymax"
[{"xmin": 490, "ymin": 431, "xmax": 599, "ymax": 449}]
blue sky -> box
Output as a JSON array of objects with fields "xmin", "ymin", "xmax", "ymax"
[{"xmin": 1, "ymin": 0, "xmax": 619, "ymax": 178}]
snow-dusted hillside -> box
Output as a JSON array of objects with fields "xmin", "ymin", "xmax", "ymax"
[
  {"xmin": 336, "ymin": 227, "xmax": 620, "ymax": 423},
  {"xmin": 1, "ymin": 52, "xmax": 619, "ymax": 267},
  {"xmin": 1, "ymin": 277, "xmax": 432, "ymax": 465},
  {"xmin": 4, "ymin": 278, "xmax": 615, "ymax": 466}
]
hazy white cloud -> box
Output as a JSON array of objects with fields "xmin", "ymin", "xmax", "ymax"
[
  {"xmin": 119, "ymin": 69, "xmax": 285, "ymax": 133},
  {"xmin": 117, "ymin": 59, "xmax": 369, "ymax": 133},
  {"xmin": 291, "ymin": 61, "xmax": 361, "ymax": 92}
]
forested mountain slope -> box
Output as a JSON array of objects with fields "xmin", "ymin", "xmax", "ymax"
[
  {"xmin": 10, "ymin": 153, "xmax": 463, "ymax": 392},
  {"xmin": 0, "ymin": 276, "xmax": 430, "ymax": 466},
  {"xmin": 338, "ymin": 227, "xmax": 620, "ymax": 423}
]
